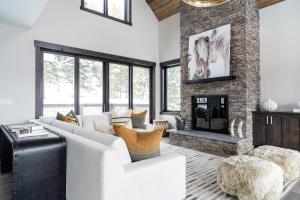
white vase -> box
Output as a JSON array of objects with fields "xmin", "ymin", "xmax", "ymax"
[
  {"xmin": 230, "ymin": 119, "xmax": 235, "ymax": 137},
  {"xmin": 263, "ymin": 98, "xmax": 278, "ymax": 111},
  {"xmin": 237, "ymin": 120, "xmax": 244, "ymax": 138},
  {"xmin": 297, "ymin": 101, "xmax": 300, "ymax": 108}
]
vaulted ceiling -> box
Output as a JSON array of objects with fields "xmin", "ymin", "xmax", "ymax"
[
  {"xmin": 147, "ymin": 0, "xmax": 286, "ymax": 21},
  {"xmin": 0, "ymin": 0, "xmax": 48, "ymax": 28}
]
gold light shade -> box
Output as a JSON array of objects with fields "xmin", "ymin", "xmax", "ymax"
[{"xmin": 182, "ymin": 0, "xmax": 232, "ymax": 7}]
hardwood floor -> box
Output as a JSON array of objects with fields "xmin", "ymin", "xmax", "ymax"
[{"xmin": 0, "ymin": 174, "xmax": 11, "ymax": 200}]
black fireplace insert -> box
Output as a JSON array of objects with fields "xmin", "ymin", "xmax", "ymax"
[{"xmin": 192, "ymin": 95, "xmax": 229, "ymax": 134}]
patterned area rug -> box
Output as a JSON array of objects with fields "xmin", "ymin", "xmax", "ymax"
[
  {"xmin": 161, "ymin": 143, "xmax": 298, "ymax": 200},
  {"xmin": 0, "ymin": 143, "xmax": 297, "ymax": 200}
]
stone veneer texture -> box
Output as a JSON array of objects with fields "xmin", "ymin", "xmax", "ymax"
[{"xmin": 180, "ymin": 0, "xmax": 260, "ymax": 139}]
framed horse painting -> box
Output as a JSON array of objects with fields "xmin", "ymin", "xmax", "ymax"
[{"xmin": 187, "ymin": 24, "xmax": 231, "ymax": 81}]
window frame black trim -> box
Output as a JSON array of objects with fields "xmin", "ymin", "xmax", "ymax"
[
  {"xmin": 160, "ymin": 58, "xmax": 181, "ymax": 115},
  {"xmin": 35, "ymin": 40, "xmax": 156, "ymax": 122},
  {"xmin": 80, "ymin": 0, "xmax": 132, "ymax": 26}
]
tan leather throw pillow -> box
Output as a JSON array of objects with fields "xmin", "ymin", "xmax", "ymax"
[{"xmin": 113, "ymin": 125, "xmax": 163, "ymax": 162}]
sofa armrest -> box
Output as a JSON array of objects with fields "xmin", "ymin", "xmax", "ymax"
[
  {"xmin": 30, "ymin": 120, "xmax": 124, "ymax": 200},
  {"xmin": 122, "ymin": 153, "xmax": 186, "ymax": 200}
]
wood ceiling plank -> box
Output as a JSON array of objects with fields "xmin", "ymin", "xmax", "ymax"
[
  {"xmin": 147, "ymin": 0, "xmax": 286, "ymax": 21},
  {"xmin": 258, "ymin": 0, "xmax": 285, "ymax": 8}
]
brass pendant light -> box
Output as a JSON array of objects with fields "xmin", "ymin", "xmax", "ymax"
[{"xmin": 182, "ymin": 0, "xmax": 232, "ymax": 7}]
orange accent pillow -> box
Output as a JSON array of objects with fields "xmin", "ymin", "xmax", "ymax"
[{"xmin": 113, "ymin": 125, "xmax": 163, "ymax": 162}]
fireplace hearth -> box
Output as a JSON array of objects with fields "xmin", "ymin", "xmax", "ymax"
[{"xmin": 192, "ymin": 95, "xmax": 228, "ymax": 134}]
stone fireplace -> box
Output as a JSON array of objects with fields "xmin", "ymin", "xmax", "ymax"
[
  {"xmin": 181, "ymin": 0, "xmax": 260, "ymax": 138},
  {"xmin": 170, "ymin": 0, "xmax": 260, "ymax": 155}
]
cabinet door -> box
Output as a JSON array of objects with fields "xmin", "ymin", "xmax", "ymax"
[
  {"xmin": 253, "ymin": 114, "xmax": 268, "ymax": 146},
  {"xmin": 267, "ymin": 114, "xmax": 282, "ymax": 147},
  {"xmin": 282, "ymin": 115, "xmax": 300, "ymax": 151}
]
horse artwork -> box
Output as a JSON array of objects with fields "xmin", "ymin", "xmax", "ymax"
[{"xmin": 188, "ymin": 24, "xmax": 231, "ymax": 81}]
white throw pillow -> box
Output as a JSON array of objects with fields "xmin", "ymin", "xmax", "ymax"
[
  {"xmin": 93, "ymin": 121, "xmax": 114, "ymax": 135},
  {"xmin": 111, "ymin": 110, "xmax": 133, "ymax": 129},
  {"xmin": 81, "ymin": 114, "xmax": 110, "ymax": 130}
]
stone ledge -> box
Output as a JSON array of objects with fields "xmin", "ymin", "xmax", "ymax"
[{"xmin": 169, "ymin": 130, "xmax": 253, "ymax": 155}]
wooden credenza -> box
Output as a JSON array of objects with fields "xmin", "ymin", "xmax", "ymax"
[{"xmin": 253, "ymin": 111, "xmax": 300, "ymax": 151}]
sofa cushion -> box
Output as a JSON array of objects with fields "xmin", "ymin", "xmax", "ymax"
[
  {"xmin": 93, "ymin": 121, "xmax": 114, "ymax": 135},
  {"xmin": 49, "ymin": 119, "xmax": 78, "ymax": 133},
  {"xmin": 81, "ymin": 114, "xmax": 110, "ymax": 130},
  {"xmin": 131, "ymin": 110, "xmax": 147, "ymax": 129},
  {"xmin": 39, "ymin": 116, "xmax": 55, "ymax": 124},
  {"xmin": 72, "ymin": 126, "xmax": 131, "ymax": 164},
  {"xmin": 113, "ymin": 125, "xmax": 162, "ymax": 162}
]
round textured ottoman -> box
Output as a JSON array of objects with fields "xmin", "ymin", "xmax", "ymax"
[
  {"xmin": 249, "ymin": 145, "xmax": 300, "ymax": 182},
  {"xmin": 217, "ymin": 155, "xmax": 283, "ymax": 200}
]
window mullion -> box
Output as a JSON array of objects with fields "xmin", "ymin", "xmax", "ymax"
[
  {"xmin": 103, "ymin": 61, "xmax": 109, "ymax": 112},
  {"xmin": 164, "ymin": 68, "xmax": 168, "ymax": 112},
  {"xmin": 104, "ymin": 0, "xmax": 108, "ymax": 15},
  {"xmin": 150, "ymin": 67, "xmax": 155, "ymax": 123},
  {"xmin": 129, "ymin": 65, "xmax": 133, "ymax": 110},
  {"xmin": 74, "ymin": 57, "xmax": 80, "ymax": 115},
  {"xmin": 124, "ymin": 0, "xmax": 128, "ymax": 22},
  {"xmin": 36, "ymin": 50, "xmax": 44, "ymax": 118}
]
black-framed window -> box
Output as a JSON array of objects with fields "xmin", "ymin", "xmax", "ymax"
[
  {"xmin": 35, "ymin": 41, "xmax": 155, "ymax": 122},
  {"xmin": 80, "ymin": 0, "xmax": 132, "ymax": 26},
  {"xmin": 161, "ymin": 59, "xmax": 181, "ymax": 114}
]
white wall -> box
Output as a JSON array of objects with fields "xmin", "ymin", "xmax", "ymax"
[
  {"xmin": 260, "ymin": 0, "xmax": 300, "ymax": 110},
  {"xmin": 158, "ymin": 0, "xmax": 300, "ymax": 111},
  {"xmin": 0, "ymin": 0, "xmax": 159, "ymax": 124},
  {"xmin": 159, "ymin": 13, "xmax": 180, "ymax": 62}
]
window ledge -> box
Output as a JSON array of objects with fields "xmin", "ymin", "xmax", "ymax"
[{"xmin": 160, "ymin": 111, "xmax": 180, "ymax": 116}]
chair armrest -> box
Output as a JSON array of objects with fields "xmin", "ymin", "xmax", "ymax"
[{"xmin": 122, "ymin": 153, "xmax": 186, "ymax": 200}]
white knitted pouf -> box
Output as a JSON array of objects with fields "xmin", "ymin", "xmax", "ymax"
[
  {"xmin": 217, "ymin": 155, "xmax": 283, "ymax": 200},
  {"xmin": 249, "ymin": 145, "xmax": 300, "ymax": 182}
]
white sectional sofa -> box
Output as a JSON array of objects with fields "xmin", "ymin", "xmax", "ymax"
[{"xmin": 30, "ymin": 114, "xmax": 186, "ymax": 200}]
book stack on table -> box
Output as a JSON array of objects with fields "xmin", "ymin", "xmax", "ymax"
[{"xmin": 7, "ymin": 123, "xmax": 48, "ymax": 138}]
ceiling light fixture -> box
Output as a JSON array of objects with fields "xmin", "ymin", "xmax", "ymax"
[{"xmin": 182, "ymin": 0, "xmax": 232, "ymax": 7}]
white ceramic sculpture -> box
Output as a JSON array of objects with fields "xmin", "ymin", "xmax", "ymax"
[
  {"xmin": 230, "ymin": 119, "xmax": 235, "ymax": 137},
  {"xmin": 263, "ymin": 98, "xmax": 278, "ymax": 111},
  {"xmin": 237, "ymin": 120, "xmax": 244, "ymax": 138}
]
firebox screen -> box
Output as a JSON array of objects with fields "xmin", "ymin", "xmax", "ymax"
[{"xmin": 193, "ymin": 95, "xmax": 228, "ymax": 133}]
